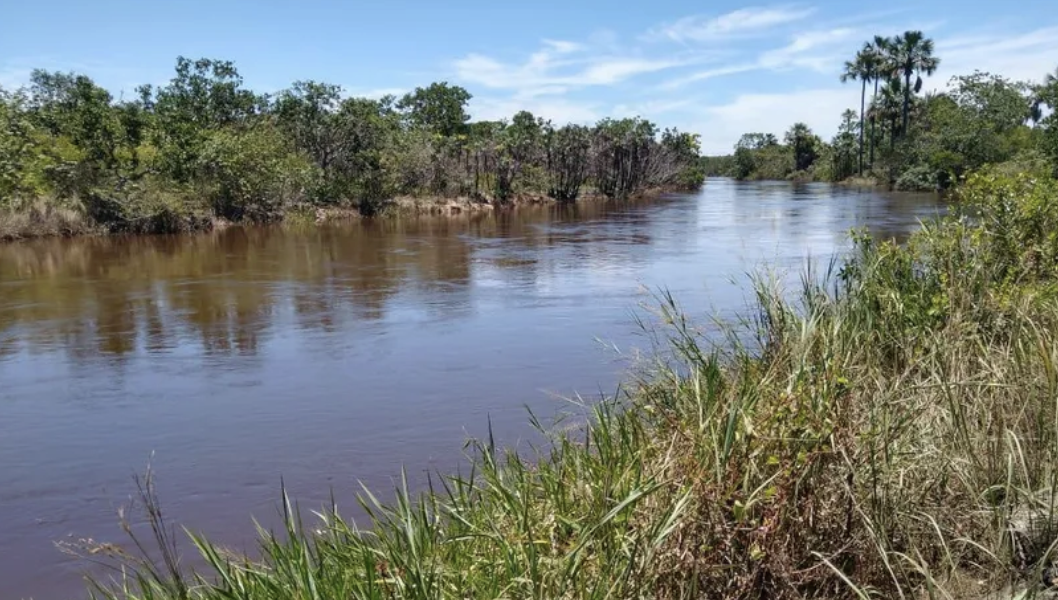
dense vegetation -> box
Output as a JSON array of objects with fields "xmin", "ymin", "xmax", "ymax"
[
  {"xmin": 0, "ymin": 59, "xmax": 704, "ymax": 240},
  {"xmin": 710, "ymin": 31, "xmax": 1058, "ymax": 190},
  {"xmin": 76, "ymin": 167, "xmax": 1058, "ymax": 599}
]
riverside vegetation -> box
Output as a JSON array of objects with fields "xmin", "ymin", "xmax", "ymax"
[
  {"xmin": 702, "ymin": 31, "xmax": 1058, "ymax": 191},
  {"xmin": 0, "ymin": 59, "xmax": 704, "ymax": 241},
  {"xmin": 70, "ymin": 166, "xmax": 1058, "ymax": 599}
]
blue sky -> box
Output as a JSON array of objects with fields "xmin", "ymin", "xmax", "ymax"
[{"xmin": 2, "ymin": 0, "xmax": 1057, "ymax": 153}]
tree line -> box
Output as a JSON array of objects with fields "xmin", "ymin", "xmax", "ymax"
[
  {"xmin": 0, "ymin": 57, "xmax": 705, "ymax": 237},
  {"xmin": 703, "ymin": 30, "xmax": 1058, "ymax": 190}
]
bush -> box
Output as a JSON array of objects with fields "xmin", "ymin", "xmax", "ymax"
[
  {"xmin": 195, "ymin": 127, "xmax": 317, "ymax": 221},
  {"xmin": 893, "ymin": 163, "xmax": 938, "ymax": 191}
]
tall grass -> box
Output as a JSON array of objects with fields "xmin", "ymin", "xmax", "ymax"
[{"xmin": 76, "ymin": 170, "xmax": 1058, "ymax": 599}]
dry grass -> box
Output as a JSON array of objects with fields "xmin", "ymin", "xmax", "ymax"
[{"xmin": 0, "ymin": 200, "xmax": 95, "ymax": 241}]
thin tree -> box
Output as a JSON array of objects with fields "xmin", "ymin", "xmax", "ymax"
[
  {"xmin": 886, "ymin": 30, "xmax": 940, "ymax": 136},
  {"xmin": 840, "ymin": 45, "xmax": 882, "ymax": 175},
  {"xmin": 877, "ymin": 78, "xmax": 903, "ymax": 150},
  {"xmin": 866, "ymin": 35, "xmax": 890, "ymax": 167}
]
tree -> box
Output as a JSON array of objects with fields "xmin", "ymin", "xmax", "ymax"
[
  {"xmin": 544, "ymin": 123, "xmax": 591, "ymax": 201},
  {"xmin": 151, "ymin": 57, "xmax": 263, "ymax": 181},
  {"xmin": 885, "ymin": 31, "xmax": 940, "ymax": 136},
  {"xmin": 949, "ymin": 71, "xmax": 1034, "ymax": 132},
  {"xmin": 866, "ymin": 35, "xmax": 890, "ymax": 167},
  {"xmin": 829, "ymin": 109, "xmax": 859, "ymax": 181},
  {"xmin": 272, "ymin": 81, "xmax": 345, "ymax": 173},
  {"xmin": 592, "ymin": 118, "xmax": 658, "ymax": 199},
  {"xmin": 1031, "ymin": 67, "xmax": 1058, "ymax": 167},
  {"xmin": 841, "ymin": 44, "xmax": 880, "ymax": 174},
  {"xmin": 871, "ymin": 78, "xmax": 904, "ymax": 150},
  {"xmin": 660, "ymin": 128, "xmax": 704, "ymax": 189},
  {"xmin": 397, "ymin": 82, "xmax": 471, "ymax": 137},
  {"xmin": 733, "ymin": 133, "xmax": 779, "ymax": 179},
  {"xmin": 27, "ymin": 70, "xmax": 122, "ymax": 169},
  {"xmin": 784, "ymin": 122, "xmax": 820, "ymax": 172}
]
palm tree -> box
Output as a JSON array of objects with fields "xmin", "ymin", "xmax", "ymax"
[
  {"xmin": 885, "ymin": 30, "xmax": 940, "ymax": 136},
  {"xmin": 840, "ymin": 49, "xmax": 870, "ymax": 174},
  {"xmin": 1031, "ymin": 67, "xmax": 1058, "ymax": 124},
  {"xmin": 866, "ymin": 35, "xmax": 891, "ymax": 167},
  {"xmin": 873, "ymin": 78, "xmax": 903, "ymax": 150}
]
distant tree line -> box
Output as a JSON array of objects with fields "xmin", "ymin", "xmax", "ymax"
[
  {"xmin": 0, "ymin": 57, "xmax": 705, "ymax": 237},
  {"xmin": 705, "ymin": 31, "xmax": 1058, "ymax": 190}
]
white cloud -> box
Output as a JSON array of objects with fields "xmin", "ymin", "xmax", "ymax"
[
  {"xmin": 453, "ymin": 40, "xmax": 689, "ymax": 95},
  {"xmin": 660, "ymin": 63, "xmax": 762, "ymax": 90},
  {"xmin": 470, "ymin": 96, "xmax": 601, "ymax": 124},
  {"xmin": 934, "ymin": 26, "xmax": 1058, "ymax": 85},
  {"xmin": 758, "ymin": 28, "xmax": 859, "ymax": 71},
  {"xmin": 648, "ymin": 5, "xmax": 816, "ymax": 43},
  {"xmin": 612, "ymin": 97, "xmax": 699, "ymax": 118},
  {"xmin": 659, "ymin": 27, "xmax": 858, "ymax": 89},
  {"xmin": 686, "ymin": 88, "xmax": 856, "ymax": 154}
]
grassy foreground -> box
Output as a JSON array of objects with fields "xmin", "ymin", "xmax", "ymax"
[{"xmin": 80, "ymin": 170, "xmax": 1058, "ymax": 599}]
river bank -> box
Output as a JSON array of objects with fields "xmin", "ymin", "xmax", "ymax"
[
  {"xmin": 56, "ymin": 170, "xmax": 1058, "ymax": 600},
  {"xmin": 0, "ymin": 188, "xmax": 677, "ymax": 242}
]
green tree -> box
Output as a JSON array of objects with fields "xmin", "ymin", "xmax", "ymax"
[
  {"xmin": 949, "ymin": 71, "xmax": 1034, "ymax": 132},
  {"xmin": 27, "ymin": 70, "xmax": 122, "ymax": 169},
  {"xmin": 660, "ymin": 128, "xmax": 704, "ymax": 188},
  {"xmin": 397, "ymin": 82, "xmax": 471, "ymax": 137},
  {"xmin": 272, "ymin": 81, "xmax": 345, "ymax": 174},
  {"xmin": 1031, "ymin": 67, "xmax": 1058, "ymax": 168},
  {"xmin": 866, "ymin": 35, "xmax": 890, "ymax": 167},
  {"xmin": 885, "ymin": 31, "xmax": 940, "ymax": 136},
  {"xmin": 733, "ymin": 133, "xmax": 778, "ymax": 179},
  {"xmin": 591, "ymin": 118, "xmax": 659, "ymax": 199},
  {"xmin": 784, "ymin": 122, "xmax": 819, "ymax": 172},
  {"xmin": 829, "ymin": 109, "xmax": 859, "ymax": 181},
  {"xmin": 841, "ymin": 44, "xmax": 881, "ymax": 174},
  {"xmin": 151, "ymin": 57, "xmax": 262, "ymax": 181},
  {"xmin": 544, "ymin": 123, "xmax": 591, "ymax": 201}
]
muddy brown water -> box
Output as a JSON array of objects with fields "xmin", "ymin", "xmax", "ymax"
[{"xmin": 0, "ymin": 179, "xmax": 943, "ymax": 600}]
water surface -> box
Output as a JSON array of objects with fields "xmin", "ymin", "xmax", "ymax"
[{"xmin": 0, "ymin": 180, "xmax": 943, "ymax": 600}]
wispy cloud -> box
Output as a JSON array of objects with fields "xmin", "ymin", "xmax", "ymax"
[
  {"xmin": 660, "ymin": 26, "xmax": 859, "ymax": 89},
  {"xmin": 647, "ymin": 5, "xmax": 816, "ymax": 43},
  {"xmin": 758, "ymin": 27, "xmax": 860, "ymax": 71},
  {"xmin": 934, "ymin": 26, "xmax": 1058, "ymax": 85},
  {"xmin": 659, "ymin": 63, "xmax": 762, "ymax": 90},
  {"xmin": 453, "ymin": 40, "xmax": 691, "ymax": 96}
]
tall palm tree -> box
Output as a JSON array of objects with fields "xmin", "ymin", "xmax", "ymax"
[
  {"xmin": 886, "ymin": 30, "xmax": 940, "ymax": 136},
  {"xmin": 840, "ymin": 49, "xmax": 870, "ymax": 174},
  {"xmin": 867, "ymin": 35, "xmax": 891, "ymax": 167}
]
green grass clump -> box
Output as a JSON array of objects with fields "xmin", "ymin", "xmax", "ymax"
[{"xmin": 77, "ymin": 170, "xmax": 1058, "ymax": 599}]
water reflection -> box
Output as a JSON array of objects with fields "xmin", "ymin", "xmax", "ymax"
[
  {"xmin": 0, "ymin": 199, "xmax": 692, "ymax": 364},
  {"xmin": 0, "ymin": 180, "xmax": 943, "ymax": 600}
]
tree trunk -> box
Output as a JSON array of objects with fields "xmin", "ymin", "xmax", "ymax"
[
  {"xmin": 858, "ymin": 78, "xmax": 866, "ymax": 175},
  {"xmin": 869, "ymin": 78, "xmax": 879, "ymax": 168},
  {"xmin": 902, "ymin": 71, "xmax": 911, "ymax": 137}
]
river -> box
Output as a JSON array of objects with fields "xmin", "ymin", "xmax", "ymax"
[{"xmin": 0, "ymin": 179, "xmax": 943, "ymax": 600}]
